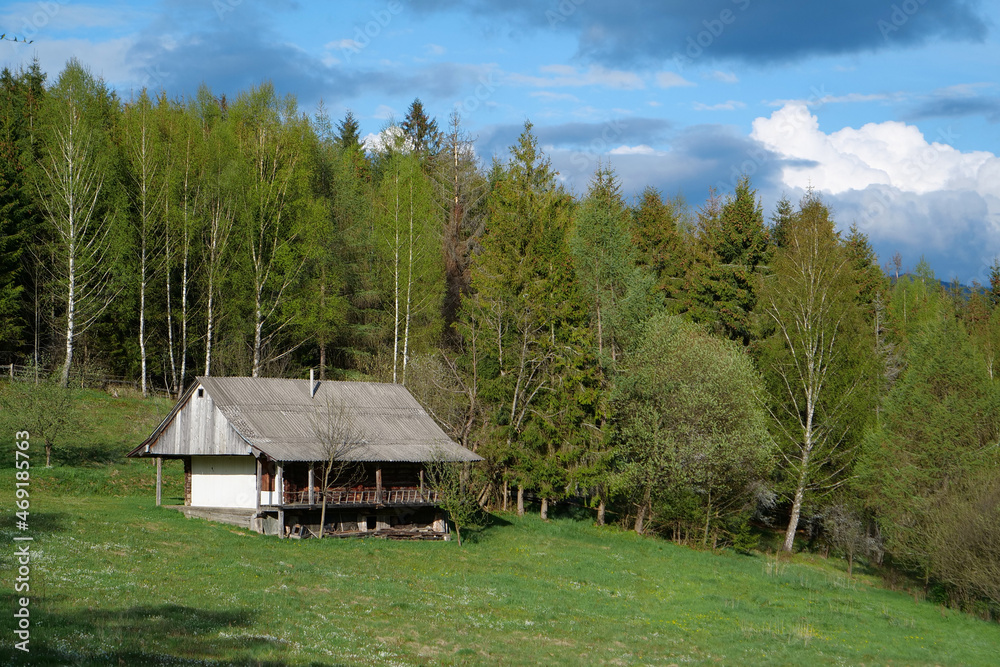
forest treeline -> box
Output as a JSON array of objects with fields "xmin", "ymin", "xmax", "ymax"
[{"xmin": 3, "ymin": 60, "xmax": 1000, "ymax": 612}]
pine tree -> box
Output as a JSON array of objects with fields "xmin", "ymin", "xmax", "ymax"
[
  {"xmin": 401, "ymin": 98, "xmax": 441, "ymax": 159},
  {"xmin": 336, "ymin": 110, "xmax": 363, "ymax": 153},
  {"xmin": 467, "ymin": 121, "xmax": 580, "ymax": 515},
  {"xmin": 0, "ymin": 66, "xmax": 39, "ymax": 349},
  {"xmin": 570, "ymin": 163, "xmax": 652, "ymax": 369},
  {"xmin": 680, "ymin": 176, "xmax": 768, "ymax": 345},
  {"xmin": 857, "ymin": 315, "xmax": 1000, "ymax": 580},
  {"xmin": 630, "ymin": 186, "xmax": 688, "ymax": 309}
]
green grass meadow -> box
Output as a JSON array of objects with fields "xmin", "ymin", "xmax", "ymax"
[{"xmin": 1, "ymin": 391, "xmax": 999, "ymax": 665}]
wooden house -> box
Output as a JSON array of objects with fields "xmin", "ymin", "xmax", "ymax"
[{"xmin": 128, "ymin": 376, "xmax": 481, "ymax": 538}]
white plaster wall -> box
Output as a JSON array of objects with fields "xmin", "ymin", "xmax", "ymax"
[
  {"xmin": 260, "ymin": 489, "xmax": 280, "ymax": 506},
  {"xmin": 190, "ymin": 455, "xmax": 257, "ymax": 508}
]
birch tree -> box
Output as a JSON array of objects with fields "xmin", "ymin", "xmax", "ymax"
[
  {"xmin": 196, "ymin": 89, "xmax": 235, "ymax": 377},
  {"xmin": 122, "ymin": 89, "xmax": 165, "ymax": 396},
  {"xmin": 34, "ymin": 60, "xmax": 118, "ymax": 387},
  {"xmin": 374, "ymin": 140, "xmax": 443, "ymax": 384},
  {"xmin": 758, "ymin": 193, "xmax": 873, "ymax": 552},
  {"xmin": 231, "ymin": 84, "xmax": 309, "ymax": 377},
  {"xmin": 294, "ymin": 112, "xmax": 347, "ymax": 380},
  {"xmin": 161, "ymin": 97, "xmax": 202, "ymax": 394}
]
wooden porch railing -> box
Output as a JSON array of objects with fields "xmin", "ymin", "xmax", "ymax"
[{"xmin": 281, "ymin": 487, "xmax": 438, "ymax": 506}]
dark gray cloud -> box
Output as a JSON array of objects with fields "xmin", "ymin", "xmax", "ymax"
[
  {"xmin": 906, "ymin": 96, "xmax": 1000, "ymax": 123},
  {"xmin": 415, "ymin": 0, "xmax": 990, "ymax": 67},
  {"xmin": 474, "ymin": 117, "xmax": 673, "ymax": 158},
  {"xmin": 124, "ymin": 0, "xmax": 489, "ymax": 107},
  {"xmin": 475, "ymin": 120, "xmax": 787, "ymax": 202}
]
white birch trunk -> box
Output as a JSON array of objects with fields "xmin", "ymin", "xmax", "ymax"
[
  {"xmin": 62, "ymin": 242, "xmax": 75, "ymax": 388},
  {"xmin": 402, "ymin": 180, "xmax": 414, "ymax": 386},
  {"xmin": 165, "ymin": 192, "xmax": 176, "ymax": 395},
  {"xmin": 392, "ymin": 175, "xmax": 401, "ymax": 383}
]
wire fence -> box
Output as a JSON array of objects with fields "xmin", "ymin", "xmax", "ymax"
[{"xmin": 0, "ymin": 362, "xmax": 174, "ymax": 399}]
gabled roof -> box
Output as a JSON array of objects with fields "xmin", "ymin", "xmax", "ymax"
[{"xmin": 129, "ymin": 377, "xmax": 481, "ymax": 463}]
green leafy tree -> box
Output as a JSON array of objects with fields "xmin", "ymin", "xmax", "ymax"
[
  {"xmin": 295, "ymin": 113, "xmax": 348, "ymax": 379},
  {"xmin": 229, "ymin": 84, "xmax": 312, "ymax": 377},
  {"xmin": 122, "ymin": 89, "xmax": 166, "ymax": 396},
  {"xmin": 158, "ymin": 94, "xmax": 203, "ymax": 395},
  {"xmin": 425, "ymin": 457, "xmax": 486, "ymax": 546},
  {"xmin": 611, "ymin": 313, "xmax": 774, "ymax": 540},
  {"xmin": 0, "ymin": 373, "xmax": 78, "ymax": 467},
  {"xmin": 373, "ymin": 146, "xmax": 444, "ymax": 384},
  {"xmin": 193, "ymin": 87, "xmax": 238, "ymax": 377}
]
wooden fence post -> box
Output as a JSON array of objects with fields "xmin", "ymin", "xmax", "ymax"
[{"xmin": 155, "ymin": 457, "xmax": 163, "ymax": 506}]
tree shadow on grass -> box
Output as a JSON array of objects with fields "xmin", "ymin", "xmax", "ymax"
[
  {"xmin": 0, "ymin": 511, "xmax": 71, "ymax": 566},
  {"xmin": 0, "ymin": 601, "xmax": 347, "ymax": 666},
  {"xmin": 6, "ymin": 510, "xmax": 72, "ymax": 536}
]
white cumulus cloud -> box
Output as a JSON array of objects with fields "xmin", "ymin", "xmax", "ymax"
[
  {"xmin": 751, "ymin": 102, "xmax": 997, "ymax": 196},
  {"xmin": 750, "ymin": 102, "xmax": 1000, "ymax": 282}
]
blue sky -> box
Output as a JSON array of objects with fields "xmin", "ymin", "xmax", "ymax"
[{"xmin": 3, "ymin": 0, "xmax": 1000, "ymax": 282}]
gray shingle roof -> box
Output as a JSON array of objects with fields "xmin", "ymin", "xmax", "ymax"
[{"xmin": 148, "ymin": 377, "xmax": 481, "ymax": 463}]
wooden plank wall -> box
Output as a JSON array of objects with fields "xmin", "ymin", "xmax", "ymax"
[{"xmin": 151, "ymin": 386, "xmax": 249, "ymax": 456}]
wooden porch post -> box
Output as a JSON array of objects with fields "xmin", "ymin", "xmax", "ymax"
[
  {"xmin": 376, "ymin": 467, "xmax": 382, "ymax": 503},
  {"xmin": 276, "ymin": 462, "xmax": 285, "ymax": 539},
  {"xmin": 255, "ymin": 457, "xmax": 262, "ymax": 512},
  {"xmin": 155, "ymin": 457, "xmax": 162, "ymax": 506},
  {"xmin": 419, "ymin": 469, "xmax": 424, "ymax": 497},
  {"xmin": 308, "ymin": 464, "xmax": 315, "ymax": 505}
]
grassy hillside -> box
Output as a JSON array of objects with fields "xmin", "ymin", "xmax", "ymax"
[
  {"xmin": 1, "ymin": 388, "xmax": 998, "ymax": 665},
  {"xmin": 0, "ymin": 384, "xmax": 173, "ymax": 466},
  {"xmin": 2, "ymin": 464, "xmax": 999, "ymax": 666}
]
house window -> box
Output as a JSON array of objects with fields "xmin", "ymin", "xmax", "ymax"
[{"xmin": 197, "ymin": 387, "xmax": 204, "ymax": 398}]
